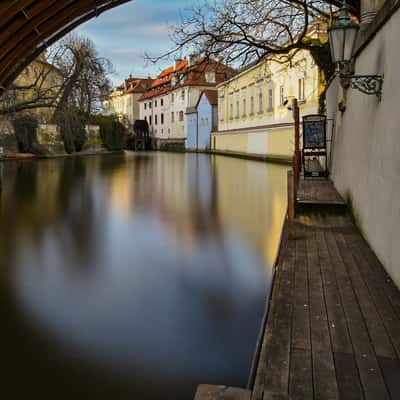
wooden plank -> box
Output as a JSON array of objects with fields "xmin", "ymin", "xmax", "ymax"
[
  {"xmin": 334, "ymin": 352, "xmax": 364, "ymax": 400},
  {"xmin": 336, "ymin": 233, "xmax": 395, "ymax": 359},
  {"xmin": 262, "ymin": 239, "xmax": 295, "ymax": 399},
  {"xmin": 297, "ymin": 179, "xmax": 344, "ymax": 204},
  {"xmin": 194, "ymin": 385, "xmax": 251, "ymax": 400},
  {"xmin": 292, "ymin": 230, "xmax": 311, "ymax": 351},
  {"xmin": 252, "ymin": 262, "xmax": 283, "ymax": 400},
  {"xmin": 316, "ymin": 230, "xmax": 353, "ymax": 354},
  {"xmin": 378, "ymin": 357, "xmax": 400, "ymax": 400},
  {"xmin": 289, "ymin": 349, "xmax": 313, "ymax": 400},
  {"xmin": 347, "ymin": 236, "xmax": 400, "ymax": 358},
  {"xmin": 330, "ymin": 231, "xmax": 390, "ymax": 400},
  {"xmin": 306, "ymin": 228, "xmax": 339, "ymax": 400}
]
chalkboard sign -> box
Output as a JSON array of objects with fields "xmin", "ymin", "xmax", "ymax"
[{"xmin": 303, "ymin": 114, "xmax": 326, "ymax": 149}]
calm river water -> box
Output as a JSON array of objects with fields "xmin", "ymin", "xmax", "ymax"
[{"xmin": 0, "ymin": 152, "xmax": 288, "ymax": 399}]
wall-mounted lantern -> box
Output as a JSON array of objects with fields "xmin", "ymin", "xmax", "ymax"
[{"xmin": 328, "ymin": 2, "xmax": 383, "ymax": 100}]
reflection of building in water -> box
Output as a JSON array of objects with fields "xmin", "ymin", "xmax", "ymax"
[
  {"xmin": 122, "ymin": 152, "xmax": 287, "ymax": 269},
  {"xmin": 108, "ymin": 162, "xmax": 134, "ymax": 216},
  {"xmin": 213, "ymin": 156, "xmax": 288, "ymax": 270},
  {"xmin": 125, "ymin": 153, "xmax": 222, "ymax": 248}
]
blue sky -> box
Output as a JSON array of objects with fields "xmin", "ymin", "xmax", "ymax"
[{"xmin": 75, "ymin": 0, "xmax": 195, "ymax": 86}]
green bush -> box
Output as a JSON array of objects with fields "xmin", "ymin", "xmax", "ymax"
[
  {"xmin": 12, "ymin": 114, "xmax": 39, "ymax": 153},
  {"xmin": 59, "ymin": 109, "xmax": 87, "ymax": 154},
  {"xmin": 93, "ymin": 114, "xmax": 127, "ymax": 151}
]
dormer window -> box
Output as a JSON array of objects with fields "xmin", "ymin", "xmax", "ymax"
[
  {"xmin": 171, "ymin": 76, "xmax": 177, "ymax": 86},
  {"xmin": 205, "ymin": 72, "xmax": 216, "ymax": 83}
]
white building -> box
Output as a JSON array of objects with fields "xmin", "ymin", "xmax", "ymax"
[
  {"xmin": 139, "ymin": 56, "xmax": 235, "ymax": 150},
  {"xmin": 103, "ymin": 76, "xmax": 153, "ymax": 129}
]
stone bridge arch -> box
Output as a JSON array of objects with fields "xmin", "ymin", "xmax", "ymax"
[
  {"xmin": 0, "ymin": 0, "xmax": 131, "ymax": 90},
  {"xmin": 0, "ymin": 0, "xmax": 360, "ymax": 91}
]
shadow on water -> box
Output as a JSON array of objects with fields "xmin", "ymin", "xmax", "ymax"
[{"xmin": 0, "ymin": 152, "xmax": 288, "ymax": 399}]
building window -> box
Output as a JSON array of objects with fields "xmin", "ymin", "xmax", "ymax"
[
  {"xmin": 155, "ymin": 100, "xmax": 157, "ymax": 107},
  {"xmin": 181, "ymin": 90, "xmax": 185, "ymax": 101},
  {"xmin": 205, "ymin": 71, "xmax": 216, "ymax": 83},
  {"xmin": 144, "ymin": 116, "xmax": 147, "ymax": 122},
  {"xmin": 280, "ymin": 86, "xmax": 285, "ymax": 106},
  {"xmin": 219, "ymin": 97, "xmax": 225, "ymax": 121},
  {"xmin": 161, "ymin": 113, "xmax": 164, "ymax": 124},
  {"xmin": 236, "ymin": 99, "xmax": 239, "ymax": 118},
  {"xmin": 258, "ymin": 91, "xmax": 263, "ymax": 113},
  {"xmin": 155, "ymin": 115, "xmax": 158, "ymax": 125},
  {"xmin": 179, "ymin": 111, "xmax": 184, "ymax": 121},
  {"xmin": 171, "ymin": 112, "xmax": 175, "ymax": 123},
  {"xmin": 250, "ymin": 96, "xmax": 254, "ymax": 115},
  {"xmin": 242, "ymin": 98, "xmax": 246, "ymax": 117},
  {"xmin": 298, "ymin": 78, "xmax": 305, "ymax": 101},
  {"xmin": 149, "ymin": 102, "xmax": 152, "ymax": 109},
  {"xmin": 144, "ymin": 103, "xmax": 147, "ymax": 110},
  {"xmin": 161, "ymin": 98, "xmax": 164, "ymax": 106},
  {"xmin": 149, "ymin": 115, "xmax": 152, "ymax": 125},
  {"xmin": 230, "ymin": 102, "xmax": 233, "ymax": 119},
  {"xmin": 267, "ymin": 88, "xmax": 273, "ymax": 111},
  {"xmin": 171, "ymin": 93, "xmax": 174, "ymax": 103}
]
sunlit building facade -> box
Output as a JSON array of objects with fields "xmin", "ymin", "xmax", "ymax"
[
  {"xmin": 139, "ymin": 56, "xmax": 235, "ymax": 150},
  {"xmin": 103, "ymin": 76, "xmax": 154, "ymax": 129},
  {"xmin": 213, "ymin": 29, "xmax": 325, "ymax": 160}
]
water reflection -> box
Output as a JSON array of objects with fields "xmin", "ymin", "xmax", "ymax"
[{"xmin": 0, "ymin": 153, "xmax": 288, "ymax": 399}]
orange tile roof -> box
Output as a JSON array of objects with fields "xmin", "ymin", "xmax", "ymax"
[
  {"xmin": 202, "ymin": 90, "xmax": 218, "ymax": 106},
  {"xmin": 113, "ymin": 77, "xmax": 154, "ymax": 96},
  {"xmin": 139, "ymin": 58, "xmax": 235, "ymax": 101}
]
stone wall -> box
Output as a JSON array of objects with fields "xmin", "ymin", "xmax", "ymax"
[
  {"xmin": 0, "ymin": 122, "xmax": 102, "ymax": 154},
  {"xmin": 211, "ymin": 126, "xmax": 294, "ymax": 162},
  {"xmin": 0, "ymin": 120, "xmax": 18, "ymax": 152},
  {"xmin": 155, "ymin": 138, "xmax": 186, "ymax": 152},
  {"xmin": 327, "ymin": 7, "xmax": 400, "ymax": 287}
]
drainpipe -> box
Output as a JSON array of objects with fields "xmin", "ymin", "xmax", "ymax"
[{"xmin": 196, "ymin": 111, "xmax": 199, "ymax": 151}]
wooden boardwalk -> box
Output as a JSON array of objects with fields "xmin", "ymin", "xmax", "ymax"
[
  {"xmin": 297, "ymin": 178, "xmax": 345, "ymax": 205},
  {"xmin": 252, "ymin": 179, "xmax": 400, "ymax": 400}
]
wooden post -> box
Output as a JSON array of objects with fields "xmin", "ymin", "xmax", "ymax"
[
  {"xmin": 287, "ymin": 170, "xmax": 295, "ymax": 240},
  {"xmin": 293, "ymin": 98, "xmax": 301, "ymax": 189}
]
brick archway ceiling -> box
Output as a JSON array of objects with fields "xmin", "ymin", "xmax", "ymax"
[{"xmin": 0, "ymin": 0, "xmax": 360, "ymax": 90}]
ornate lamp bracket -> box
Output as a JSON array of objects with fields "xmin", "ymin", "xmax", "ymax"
[{"xmin": 349, "ymin": 75, "xmax": 384, "ymax": 101}]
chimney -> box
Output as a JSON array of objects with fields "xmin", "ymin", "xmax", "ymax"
[
  {"xmin": 174, "ymin": 58, "xmax": 182, "ymax": 70},
  {"xmin": 187, "ymin": 54, "xmax": 197, "ymax": 67}
]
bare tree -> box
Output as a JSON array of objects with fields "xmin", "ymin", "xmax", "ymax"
[
  {"xmin": 0, "ymin": 56, "xmax": 64, "ymax": 117},
  {"xmin": 147, "ymin": 0, "xmax": 342, "ymax": 83},
  {"xmin": 51, "ymin": 34, "xmax": 113, "ymax": 123},
  {"xmin": 0, "ymin": 34, "xmax": 112, "ymax": 120}
]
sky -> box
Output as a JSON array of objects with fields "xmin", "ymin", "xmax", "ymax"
[{"xmin": 75, "ymin": 0, "xmax": 195, "ymax": 86}]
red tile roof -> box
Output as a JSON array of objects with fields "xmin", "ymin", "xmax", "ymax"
[
  {"xmin": 202, "ymin": 90, "xmax": 218, "ymax": 106},
  {"xmin": 139, "ymin": 58, "xmax": 235, "ymax": 101},
  {"xmin": 112, "ymin": 77, "xmax": 154, "ymax": 96}
]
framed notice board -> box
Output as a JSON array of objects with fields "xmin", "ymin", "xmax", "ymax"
[
  {"xmin": 303, "ymin": 114, "xmax": 326, "ymax": 149},
  {"xmin": 302, "ymin": 114, "xmax": 329, "ymax": 177}
]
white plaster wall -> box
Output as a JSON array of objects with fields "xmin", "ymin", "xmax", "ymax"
[{"xmin": 328, "ymin": 9, "xmax": 400, "ymax": 287}]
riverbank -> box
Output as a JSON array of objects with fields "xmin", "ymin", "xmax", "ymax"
[
  {"xmin": 166, "ymin": 148, "xmax": 292, "ymax": 165},
  {"xmin": 252, "ymin": 178, "xmax": 400, "ymax": 400},
  {"xmin": 0, "ymin": 148, "xmax": 123, "ymax": 162},
  {"xmin": 196, "ymin": 177, "xmax": 400, "ymax": 400}
]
